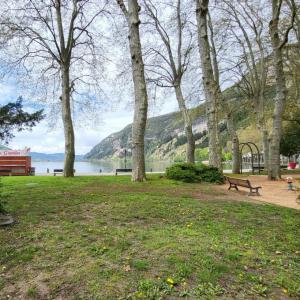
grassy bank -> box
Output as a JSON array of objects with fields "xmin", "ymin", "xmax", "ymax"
[{"xmin": 0, "ymin": 176, "xmax": 299, "ymax": 299}]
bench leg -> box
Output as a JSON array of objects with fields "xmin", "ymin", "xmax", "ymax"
[
  {"xmin": 228, "ymin": 184, "xmax": 238, "ymax": 191},
  {"xmin": 248, "ymin": 188, "xmax": 260, "ymax": 196}
]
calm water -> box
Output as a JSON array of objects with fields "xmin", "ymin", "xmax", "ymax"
[{"xmin": 32, "ymin": 160, "xmax": 172, "ymax": 174}]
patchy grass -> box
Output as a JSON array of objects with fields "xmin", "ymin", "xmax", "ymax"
[{"xmin": 0, "ymin": 175, "xmax": 300, "ymax": 299}]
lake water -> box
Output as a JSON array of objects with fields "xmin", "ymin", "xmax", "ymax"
[{"xmin": 32, "ymin": 160, "xmax": 172, "ymax": 174}]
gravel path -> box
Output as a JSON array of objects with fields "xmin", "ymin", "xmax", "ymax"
[{"xmin": 220, "ymin": 174, "xmax": 300, "ymax": 210}]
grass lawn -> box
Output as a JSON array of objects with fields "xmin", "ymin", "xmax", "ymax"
[{"xmin": 0, "ymin": 175, "xmax": 300, "ymax": 299}]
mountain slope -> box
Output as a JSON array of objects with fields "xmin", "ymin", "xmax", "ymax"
[
  {"xmin": 30, "ymin": 152, "xmax": 84, "ymax": 161},
  {"xmin": 85, "ymin": 106, "xmax": 211, "ymax": 160},
  {"xmin": 0, "ymin": 145, "xmax": 10, "ymax": 150}
]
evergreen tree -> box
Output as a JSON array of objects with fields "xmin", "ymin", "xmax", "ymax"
[{"xmin": 0, "ymin": 97, "xmax": 44, "ymax": 143}]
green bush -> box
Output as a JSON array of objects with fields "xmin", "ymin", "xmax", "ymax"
[
  {"xmin": 166, "ymin": 162, "xmax": 224, "ymax": 183},
  {"xmin": 196, "ymin": 164, "xmax": 225, "ymax": 183},
  {"xmin": 166, "ymin": 162, "xmax": 199, "ymax": 182}
]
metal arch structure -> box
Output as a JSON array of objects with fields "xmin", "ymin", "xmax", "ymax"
[{"xmin": 239, "ymin": 142, "xmax": 261, "ymax": 174}]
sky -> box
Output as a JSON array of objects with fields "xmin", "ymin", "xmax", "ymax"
[{"xmin": 3, "ymin": 81, "xmax": 179, "ymax": 155}]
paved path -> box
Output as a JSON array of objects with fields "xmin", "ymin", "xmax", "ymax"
[{"xmin": 220, "ymin": 174, "xmax": 300, "ymax": 210}]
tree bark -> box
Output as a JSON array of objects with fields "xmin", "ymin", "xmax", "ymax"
[
  {"xmin": 256, "ymin": 46, "xmax": 269, "ymax": 169},
  {"xmin": 174, "ymin": 84, "xmax": 195, "ymax": 163},
  {"xmin": 61, "ymin": 65, "xmax": 75, "ymax": 177},
  {"xmin": 255, "ymin": 94, "xmax": 269, "ymax": 169},
  {"xmin": 195, "ymin": 0, "xmax": 222, "ymax": 170},
  {"xmin": 226, "ymin": 115, "xmax": 240, "ymax": 173},
  {"xmin": 268, "ymin": 0, "xmax": 289, "ymax": 180},
  {"xmin": 262, "ymin": 129, "xmax": 269, "ymax": 169},
  {"xmin": 118, "ymin": 0, "xmax": 148, "ymax": 181}
]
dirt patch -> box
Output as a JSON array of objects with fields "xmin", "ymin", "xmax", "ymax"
[{"xmin": 192, "ymin": 187, "xmax": 265, "ymax": 206}]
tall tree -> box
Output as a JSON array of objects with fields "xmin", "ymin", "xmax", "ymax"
[
  {"xmin": 221, "ymin": 0, "xmax": 269, "ymax": 169},
  {"xmin": 195, "ymin": 0, "xmax": 222, "ymax": 170},
  {"xmin": 117, "ymin": 0, "xmax": 148, "ymax": 181},
  {"xmin": 207, "ymin": 10, "xmax": 240, "ymax": 173},
  {"xmin": 0, "ymin": 0, "xmax": 107, "ymax": 177},
  {"xmin": 143, "ymin": 0, "xmax": 196, "ymax": 163},
  {"xmin": 268, "ymin": 0, "xmax": 296, "ymax": 179}
]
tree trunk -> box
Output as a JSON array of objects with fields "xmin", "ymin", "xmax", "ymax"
[
  {"xmin": 226, "ymin": 116, "xmax": 240, "ymax": 173},
  {"xmin": 174, "ymin": 85, "xmax": 195, "ymax": 163},
  {"xmin": 268, "ymin": 0, "xmax": 288, "ymax": 180},
  {"xmin": 127, "ymin": 0, "xmax": 148, "ymax": 182},
  {"xmin": 195, "ymin": 0, "xmax": 222, "ymax": 170},
  {"xmin": 61, "ymin": 65, "xmax": 75, "ymax": 177},
  {"xmin": 255, "ymin": 98, "xmax": 269, "ymax": 169},
  {"xmin": 261, "ymin": 128, "xmax": 269, "ymax": 169},
  {"xmin": 208, "ymin": 9, "xmax": 239, "ymax": 173},
  {"xmin": 231, "ymin": 135, "xmax": 240, "ymax": 174}
]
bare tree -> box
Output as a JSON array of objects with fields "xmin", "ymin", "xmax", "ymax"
[
  {"xmin": 195, "ymin": 0, "xmax": 222, "ymax": 170},
  {"xmin": 117, "ymin": 0, "xmax": 148, "ymax": 182},
  {"xmin": 218, "ymin": 0, "xmax": 270, "ymax": 169},
  {"xmin": 0, "ymin": 0, "xmax": 107, "ymax": 177},
  {"xmin": 143, "ymin": 0, "xmax": 196, "ymax": 163},
  {"xmin": 268, "ymin": 0, "xmax": 296, "ymax": 179},
  {"xmin": 207, "ymin": 9, "xmax": 240, "ymax": 173}
]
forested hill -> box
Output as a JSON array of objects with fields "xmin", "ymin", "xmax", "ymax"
[{"xmin": 85, "ymin": 106, "xmax": 211, "ymax": 161}]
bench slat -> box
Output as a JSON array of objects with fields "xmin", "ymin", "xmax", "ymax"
[
  {"xmin": 116, "ymin": 169, "xmax": 132, "ymax": 172},
  {"xmin": 115, "ymin": 168, "xmax": 132, "ymax": 175}
]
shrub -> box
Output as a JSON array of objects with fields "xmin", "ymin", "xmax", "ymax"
[
  {"xmin": 166, "ymin": 162, "xmax": 199, "ymax": 182},
  {"xmin": 195, "ymin": 164, "xmax": 225, "ymax": 184},
  {"xmin": 166, "ymin": 162, "xmax": 224, "ymax": 183}
]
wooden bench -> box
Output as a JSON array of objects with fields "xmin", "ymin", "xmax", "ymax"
[
  {"xmin": 225, "ymin": 176, "xmax": 262, "ymax": 196},
  {"xmin": 115, "ymin": 168, "xmax": 132, "ymax": 176},
  {"xmin": 53, "ymin": 169, "xmax": 76, "ymax": 176},
  {"xmin": 53, "ymin": 169, "xmax": 63, "ymax": 176}
]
